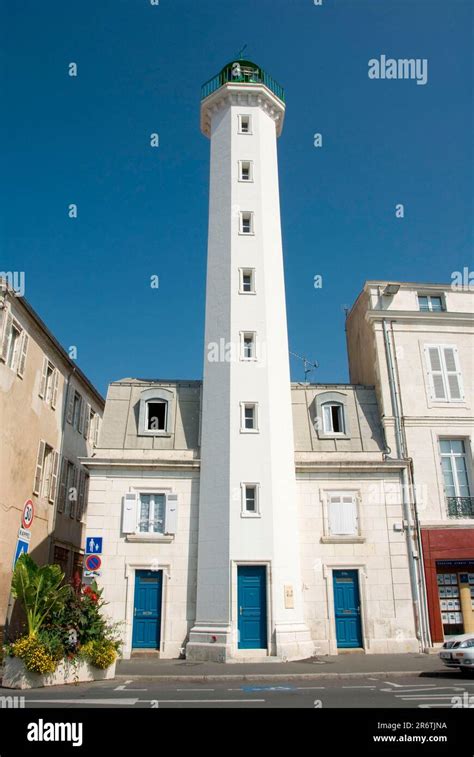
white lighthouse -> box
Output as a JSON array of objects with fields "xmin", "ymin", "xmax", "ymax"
[{"xmin": 186, "ymin": 59, "xmax": 313, "ymax": 661}]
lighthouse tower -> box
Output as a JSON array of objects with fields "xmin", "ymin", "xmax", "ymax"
[{"xmin": 187, "ymin": 60, "xmax": 313, "ymax": 661}]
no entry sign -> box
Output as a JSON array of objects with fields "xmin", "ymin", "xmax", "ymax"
[
  {"xmin": 22, "ymin": 499, "xmax": 34, "ymax": 529},
  {"xmin": 85, "ymin": 554, "xmax": 102, "ymax": 571}
]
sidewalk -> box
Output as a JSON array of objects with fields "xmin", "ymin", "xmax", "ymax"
[{"xmin": 116, "ymin": 653, "xmax": 447, "ymax": 682}]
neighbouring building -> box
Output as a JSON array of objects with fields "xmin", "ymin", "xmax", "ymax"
[
  {"xmin": 83, "ymin": 59, "xmax": 426, "ymax": 661},
  {"xmin": 0, "ymin": 283, "xmax": 104, "ymax": 641},
  {"xmin": 346, "ymin": 281, "xmax": 474, "ymax": 644}
]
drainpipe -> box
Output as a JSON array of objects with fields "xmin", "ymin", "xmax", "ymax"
[{"xmin": 382, "ymin": 319, "xmax": 427, "ymax": 651}]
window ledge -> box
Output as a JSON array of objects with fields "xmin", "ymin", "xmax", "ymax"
[
  {"xmin": 126, "ymin": 534, "xmax": 174, "ymax": 543},
  {"xmin": 238, "ymin": 232, "xmax": 255, "ymax": 237},
  {"xmin": 137, "ymin": 432, "xmax": 172, "ymax": 438},
  {"xmin": 320, "ymin": 536, "xmax": 365, "ymax": 544},
  {"xmin": 241, "ymin": 512, "xmax": 261, "ymax": 518},
  {"xmin": 238, "ymin": 290, "xmax": 257, "ymax": 295},
  {"xmin": 240, "ymin": 429, "xmax": 259, "ymax": 434},
  {"xmin": 317, "ymin": 433, "xmax": 351, "ymax": 440}
]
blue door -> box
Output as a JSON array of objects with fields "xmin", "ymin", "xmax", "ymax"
[
  {"xmin": 333, "ymin": 569, "xmax": 363, "ymax": 648},
  {"xmin": 132, "ymin": 570, "xmax": 163, "ymax": 649},
  {"xmin": 238, "ymin": 566, "xmax": 267, "ymax": 649}
]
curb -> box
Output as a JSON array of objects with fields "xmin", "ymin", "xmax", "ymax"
[{"xmin": 114, "ymin": 669, "xmax": 443, "ymax": 683}]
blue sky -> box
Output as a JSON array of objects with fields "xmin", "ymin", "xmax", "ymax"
[{"xmin": 2, "ymin": 0, "xmax": 472, "ymax": 396}]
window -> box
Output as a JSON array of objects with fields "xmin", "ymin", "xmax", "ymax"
[
  {"xmin": 0, "ymin": 312, "xmax": 28, "ymax": 376},
  {"xmin": 241, "ymin": 332, "xmax": 256, "ymax": 360},
  {"xmin": 147, "ymin": 400, "xmax": 167, "ymax": 431},
  {"xmin": 242, "ymin": 483, "xmax": 260, "ymax": 516},
  {"xmin": 53, "ymin": 546, "xmax": 70, "ymax": 576},
  {"xmin": 39, "ymin": 357, "xmax": 59, "ymax": 409},
  {"xmin": 240, "ymin": 212, "xmax": 254, "ymax": 235},
  {"xmin": 425, "ymin": 345, "xmax": 464, "ymax": 402},
  {"xmin": 418, "ymin": 294, "xmax": 444, "ymax": 312},
  {"xmin": 138, "ymin": 387, "xmax": 174, "ymax": 436},
  {"xmin": 238, "ymin": 115, "xmax": 251, "ymax": 134},
  {"xmin": 138, "ymin": 493, "xmax": 166, "ymax": 534},
  {"xmin": 239, "ymin": 161, "xmax": 253, "ymax": 182},
  {"xmin": 440, "ymin": 440, "xmax": 473, "ymax": 517},
  {"xmin": 64, "ymin": 461, "xmax": 78, "ymax": 517},
  {"xmin": 239, "ymin": 268, "xmax": 255, "ymax": 294},
  {"xmin": 241, "ymin": 402, "xmax": 258, "ymax": 432},
  {"xmin": 6, "ymin": 322, "xmax": 21, "ymax": 370},
  {"xmin": 327, "ymin": 493, "xmax": 358, "ymax": 536},
  {"xmin": 33, "ymin": 441, "xmax": 59, "ymax": 503},
  {"xmin": 322, "ymin": 403, "xmax": 345, "ymax": 434}
]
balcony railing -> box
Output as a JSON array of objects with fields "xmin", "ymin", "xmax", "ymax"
[
  {"xmin": 201, "ymin": 62, "xmax": 285, "ymax": 103},
  {"xmin": 447, "ymin": 496, "xmax": 474, "ymax": 518}
]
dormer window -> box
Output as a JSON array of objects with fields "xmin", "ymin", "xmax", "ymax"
[
  {"xmin": 322, "ymin": 403, "xmax": 345, "ymax": 434},
  {"xmin": 138, "ymin": 387, "xmax": 175, "ymax": 436},
  {"xmin": 147, "ymin": 401, "xmax": 167, "ymax": 431}
]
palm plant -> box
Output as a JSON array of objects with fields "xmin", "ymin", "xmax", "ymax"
[{"xmin": 11, "ymin": 554, "xmax": 70, "ymax": 637}]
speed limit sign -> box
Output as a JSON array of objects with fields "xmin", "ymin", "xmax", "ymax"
[{"xmin": 22, "ymin": 499, "xmax": 34, "ymax": 529}]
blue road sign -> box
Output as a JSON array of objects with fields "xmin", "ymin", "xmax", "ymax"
[
  {"xmin": 86, "ymin": 537, "xmax": 102, "ymax": 555},
  {"xmin": 13, "ymin": 539, "xmax": 29, "ymax": 567}
]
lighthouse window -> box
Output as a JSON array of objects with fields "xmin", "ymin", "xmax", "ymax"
[
  {"xmin": 147, "ymin": 401, "xmax": 167, "ymax": 431},
  {"xmin": 238, "ymin": 115, "xmax": 252, "ymax": 134},
  {"xmin": 241, "ymin": 402, "xmax": 258, "ymax": 431},
  {"xmin": 239, "ymin": 161, "xmax": 253, "ymax": 182},
  {"xmin": 242, "ymin": 332, "xmax": 256, "ymax": 360},
  {"xmin": 240, "ymin": 212, "xmax": 254, "ymax": 235},
  {"xmin": 242, "ymin": 483, "xmax": 260, "ymax": 516},
  {"xmin": 240, "ymin": 268, "xmax": 255, "ymax": 294}
]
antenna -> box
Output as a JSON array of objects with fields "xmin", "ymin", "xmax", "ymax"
[
  {"xmin": 237, "ymin": 44, "xmax": 248, "ymax": 60},
  {"xmin": 290, "ymin": 351, "xmax": 319, "ymax": 383}
]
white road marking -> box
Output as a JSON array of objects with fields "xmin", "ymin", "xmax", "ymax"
[
  {"xmin": 26, "ymin": 699, "xmax": 139, "ymax": 706},
  {"xmin": 296, "ymin": 686, "xmax": 326, "ymax": 690},
  {"xmin": 342, "ymin": 685, "xmax": 376, "ymax": 689},
  {"xmin": 177, "ymin": 688, "xmax": 215, "ymax": 692},
  {"xmin": 140, "ymin": 699, "xmax": 266, "ymax": 704}
]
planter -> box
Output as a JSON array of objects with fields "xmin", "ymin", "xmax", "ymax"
[{"xmin": 1, "ymin": 655, "xmax": 116, "ymax": 689}]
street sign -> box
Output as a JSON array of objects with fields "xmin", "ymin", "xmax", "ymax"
[
  {"xmin": 13, "ymin": 539, "xmax": 29, "ymax": 567},
  {"xmin": 86, "ymin": 537, "xmax": 102, "ymax": 554},
  {"xmin": 85, "ymin": 554, "xmax": 102, "ymax": 571},
  {"xmin": 83, "ymin": 570, "xmax": 101, "ymax": 579},
  {"xmin": 21, "ymin": 499, "xmax": 34, "ymax": 529},
  {"xmin": 18, "ymin": 528, "xmax": 31, "ymax": 542}
]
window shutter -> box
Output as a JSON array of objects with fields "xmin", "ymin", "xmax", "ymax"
[
  {"xmin": 77, "ymin": 470, "xmax": 85, "ymax": 521},
  {"xmin": 443, "ymin": 347, "xmax": 463, "ymax": 401},
  {"xmin": 323, "ymin": 404, "xmax": 332, "ymax": 432},
  {"xmin": 328, "ymin": 495, "xmax": 357, "ymax": 536},
  {"xmin": 17, "ymin": 332, "xmax": 29, "ymax": 378},
  {"xmin": 49, "ymin": 451, "xmax": 59, "ymax": 503},
  {"xmin": 33, "ymin": 440, "xmax": 45, "ymax": 495},
  {"xmin": 57, "ymin": 457, "xmax": 67, "ymax": 513},
  {"xmin": 66, "ymin": 385, "xmax": 74, "ymax": 423},
  {"xmin": 122, "ymin": 493, "xmax": 138, "ymax": 534},
  {"xmin": 426, "ymin": 346, "xmax": 446, "ymax": 400},
  {"xmin": 0, "ymin": 311, "xmax": 12, "ymax": 362},
  {"xmin": 165, "ymin": 493, "xmax": 178, "ymax": 535},
  {"xmin": 77, "ymin": 396, "xmax": 84, "ymax": 433},
  {"xmin": 93, "ymin": 414, "xmax": 100, "ymax": 446},
  {"xmin": 69, "ymin": 466, "xmax": 78, "ymax": 518},
  {"xmin": 80, "ymin": 474, "xmax": 90, "ymax": 521},
  {"xmin": 83, "ymin": 403, "xmax": 91, "ymax": 439},
  {"xmin": 51, "ymin": 369, "xmax": 59, "ymax": 409},
  {"xmin": 39, "ymin": 356, "xmax": 48, "ymax": 398}
]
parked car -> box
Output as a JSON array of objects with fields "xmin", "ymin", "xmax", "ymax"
[{"xmin": 439, "ymin": 633, "xmax": 474, "ymax": 675}]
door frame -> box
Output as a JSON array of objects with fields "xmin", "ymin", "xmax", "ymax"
[
  {"xmin": 231, "ymin": 561, "xmax": 272, "ymax": 656},
  {"xmin": 323, "ymin": 563, "xmax": 368, "ymax": 654},
  {"xmin": 131, "ymin": 568, "xmax": 164, "ymax": 650},
  {"xmin": 124, "ymin": 561, "xmax": 170, "ymax": 659}
]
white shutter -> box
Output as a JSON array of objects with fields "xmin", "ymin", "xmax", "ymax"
[
  {"xmin": 323, "ymin": 404, "xmax": 332, "ymax": 432},
  {"xmin": 122, "ymin": 493, "xmax": 138, "ymax": 534},
  {"xmin": 17, "ymin": 332, "xmax": 29, "ymax": 378},
  {"xmin": 0, "ymin": 311, "xmax": 12, "ymax": 362},
  {"xmin": 77, "ymin": 470, "xmax": 86, "ymax": 521},
  {"xmin": 425, "ymin": 346, "xmax": 446, "ymax": 400},
  {"xmin": 66, "ymin": 385, "xmax": 75, "ymax": 423},
  {"xmin": 33, "ymin": 440, "xmax": 45, "ymax": 495},
  {"xmin": 83, "ymin": 403, "xmax": 91, "ymax": 439},
  {"xmin": 93, "ymin": 414, "xmax": 100, "ymax": 446},
  {"xmin": 39, "ymin": 356, "xmax": 48, "ymax": 398},
  {"xmin": 69, "ymin": 466, "xmax": 78, "ymax": 518},
  {"xmin": 328, "ymin": 495, "xmax": 357, "ymax": 536},
  {"xmin": 443, "ymin": 347, "xmax": 463, "ymax": 401},
  {"xmin": 165, "ymin": 493, "xmax": 178, "ymax": 535},
  {"xmin": 57, "ymin": 457, "xmax": 67, "ymax": 513},
  {"xmin": 51, "ymin": 369, "xmax": 59, "ymax": 409},
  {"xmin": 77, "ymin": 395, "xmax": 84, "ymax": 433},
  {"xmin": 49, "ymin": 451, "xmax": 59, "ymax": 503}
]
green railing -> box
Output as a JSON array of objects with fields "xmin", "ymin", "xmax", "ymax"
[
  {"xmin": 447, "ymin": 496, "xmax": 474, "ymax": 518},
  {"xmin": 201, "ymin": 62, "xmax": 285, "ymax": 103}
]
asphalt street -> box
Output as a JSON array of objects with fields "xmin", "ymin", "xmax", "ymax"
[{"xmin": 1, "ymin": 672, "xmax": 473, "ymax": 709}]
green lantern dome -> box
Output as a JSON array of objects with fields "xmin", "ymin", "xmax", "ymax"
[{"xmin": 201, "ymin": 59, "xmax": 285, "ymax": 103}]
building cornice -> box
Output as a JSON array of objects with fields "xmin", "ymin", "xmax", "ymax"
[
  {"xmin": 365, "ymin": 309, "xmax": 474, "ymax": 327},
  {"xmin": 295, "ymin": 459, "xmax": 407, "ymax": 473},
  {"xmin": 200, "ymin": 83, "xmax": 285, "ymax": 137}
]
